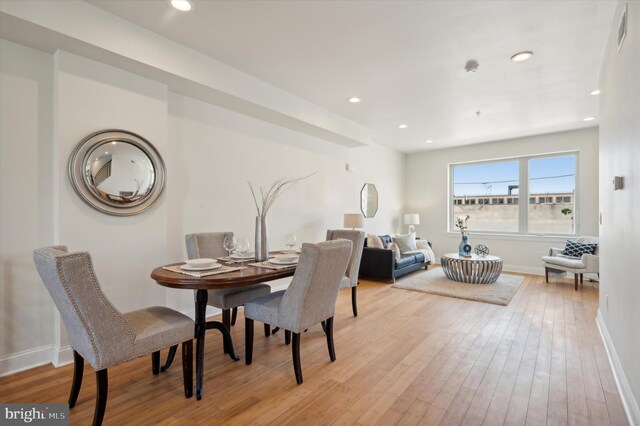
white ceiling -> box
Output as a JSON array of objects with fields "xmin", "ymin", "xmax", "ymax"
[{"xmin": 87, "ymin": 0, "xmax": 616, "ymax": 153}]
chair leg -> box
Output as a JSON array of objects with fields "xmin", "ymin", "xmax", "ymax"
[
  {"xmin": 351, "ymin": 286, "xmax": 358, "ymax": 317},
  {"xmin": 264, "ymin": 324, "xmax": 271, "ymax": 337},
  {"xmin": 69, "ymin": 350, "xmax": 84, "ymax": 408},
  {"xmin": 93, "ymin": 369, "xmax": 108, "ymax": 426},
  {"xmin": 285, "ymin": 330, "xmax": 291, "ymax": 345},
  {"xmin": 545, "ymin": 267, "xmax": 549, "ymax": 283},
  {"xmin": 182, "ymin": 340, "xmax": 193, "ymax": 398},
  {"xmin": 222, "ymin": 309, "xmax": 231, "ymax": 354},
  {"xmin": 151, "ymin": 351, "xmax": 160, "ymax": 375},
  {"xmin": 580, "ymin": 273, "xmax": 584, "ymax": 284},
  {"xmin": 574, "ymin": 274, "xmax": 579, "ymax": 291},
  {"xmin": 292, "ymin": 332, "xmax": 303, "ymax": 384},
  {"xmin": 161, "ymin": 345, "xmax": 178, "ymax": 372},
  {"xmin": 245, "ymin": 318, "xmax": 254, "ymax": 365},
  {"xmin": 231, "ymin": 307, "xmax": 238, "ymax": 326},
  {"xmin": 325, "ymin": 316, "xmax": 336, "ymax": 362}
]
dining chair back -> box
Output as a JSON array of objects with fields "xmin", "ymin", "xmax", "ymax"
[
  {"xmin": 33, "ymin": 246, "xmax": 193, "ymax": 426},
  {"xmin": 244, "ymin": 239, "xmax": 352, "ymax": 384},
  {"xmin": 326, "ymin": 229, "xmax": 364, "ymax": 316}
]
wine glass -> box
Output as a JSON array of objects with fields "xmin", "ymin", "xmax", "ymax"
[
  {"xmin": 284, "ymin": 233, "xmax": 297, "ymax": 254},
  {"xmin": 235, "ymin": 238, "xmax": 251, "ymax": 267},
  {"xmin": 223, "ymin": 234, "xmax": 235, "ymax": 259}
]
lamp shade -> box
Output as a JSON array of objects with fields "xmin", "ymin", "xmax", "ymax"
[
  {"xmin": 404, "ymin": 214, "xmax": 420, "ymax": 225},
  {"xmin": 343, "ymin": 213, "xmax": 365, "ymax": 229}
]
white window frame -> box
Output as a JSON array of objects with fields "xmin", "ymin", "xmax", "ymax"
[{"xmin": 448, "ymin": 151, "xmax": 579, "ymax": 237}]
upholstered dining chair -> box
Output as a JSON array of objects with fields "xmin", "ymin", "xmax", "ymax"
[
  {"xmin": 244, "ymin": 239, "xmax": 352, "ymax": 384},
  {"xmin": 540, "ymin": 236, "xmax": 599, "ymax": 291},
  {"xmin": 326, "ymin": 229, "xmax": 365, "ymax": 316},
  {"xmin": 186, "ymin": 232, "xmax": 271, "ymax": 345},
  {"xmin": 33, "ymin": 246, "xmax": 193, "ymax": 426}
]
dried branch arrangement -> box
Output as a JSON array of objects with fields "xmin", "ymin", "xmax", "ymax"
[{"xmin": 248, "ymin": 171, "xmax": 318, "ymax": 216}]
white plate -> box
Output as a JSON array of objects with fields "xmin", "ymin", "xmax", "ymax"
[
  {"xmin": 274, "ymin": 254, "xmax": 299, "ymax": 263},
  {"xmin": 269, "ymin": 257, "xmax": 299, "ymax": 265},
  {"xmin": 230, "ymin": 253, "xmax": 255, "ymax": 259},
  {"xmin": 185, "ymin": 258, "xmax": 218, "ymax": 268},
  {"xmin": 181, "ymin": 263, "xmax": 222, "ymax": 271}
]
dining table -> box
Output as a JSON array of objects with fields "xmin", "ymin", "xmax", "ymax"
[{"xmin": 151, "ymin": 256, "xmax": 297, "ymax": 400}]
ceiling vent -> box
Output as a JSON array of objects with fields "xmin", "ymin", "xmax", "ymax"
[{"xmin": 465, "ymin": 60, "xmax": 479, "ymax": 73}]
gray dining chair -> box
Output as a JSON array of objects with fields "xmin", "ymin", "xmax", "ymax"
[
  {"xmin": 244, "ymin": 239, "xmax": 352, "ymax": 384},
  {"xmin": 33, "ymin": 246, "xmax": 193, "ymax": 426},
  {"xmin": 326, "ymin": 229, "xmax": 365, "ymax": 316},
  {"xmin": 185, "ymin": 232, "xmax": 271, "ymax": 346}
]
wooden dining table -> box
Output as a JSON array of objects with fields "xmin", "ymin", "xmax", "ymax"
[{"xmin": 151, "ymin": 259, "xmax": 296, "ymax": 400}]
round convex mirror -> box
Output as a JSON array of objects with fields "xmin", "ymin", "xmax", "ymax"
[{"xmin": 68, "ymin": 130, "xmax": 165, "ymax": 216}]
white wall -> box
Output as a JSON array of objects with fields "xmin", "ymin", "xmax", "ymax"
[
  {"xmin": 0, "ymin": 42, "xmax": 405, "ymax": 375},
  {"xmin": 0, "ymin": 40, "xmax": 56, "ymax": 372},
  {"xmin": 404, "ymin": 127, "xmax": 599, "ymax": 274},
  {"xmin": 597, "ymin": 2, "xmax": 640, "ymax": 424}
]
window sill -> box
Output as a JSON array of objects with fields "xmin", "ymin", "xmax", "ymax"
[{"xmin": 446, "ymin": 231, "xmax": 574, "ymax": 243}]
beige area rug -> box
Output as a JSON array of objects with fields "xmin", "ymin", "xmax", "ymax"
[{"xmin": 392, "ymin": 268, "xmax": 524, "ymax": 306}]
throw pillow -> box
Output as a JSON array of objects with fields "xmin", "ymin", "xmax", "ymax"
[
  {"xmin": 393, "ymin": 233, "xmax": 417, "ymax": 253},
  {"xmin": 562, "ymin": 240, "xmax": 597, "ymax": 257},
  {"xmin": 387, "ymin": 242, "xmax": 401, "ymax": 260},
  {"xmin": 367, "ymin": 234, "xmax": 385, "ymax": 249},
  {"xmin": 416, "ymin": 239, "xmax": 430, "ymax": 250}
]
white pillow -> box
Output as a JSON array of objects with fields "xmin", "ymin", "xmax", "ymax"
[
  {"xmin": 367, "ymin": 234, "xmax": 384, "ymax": 249},
  {"xmin": 387, "ymin": 242, "xmax": 402, "ymax": 260},
  {"xmin": 393, "ymin": 233, "xmax": 417, "ymax": 253},
  {"xmin": 416, "ymin": 239, "xmax": 430, "ymax": 250}
]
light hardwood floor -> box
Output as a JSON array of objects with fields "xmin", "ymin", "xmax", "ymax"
[{"xmin": 0, "ymin": 269, "xmax": 628, "ymax": 425}]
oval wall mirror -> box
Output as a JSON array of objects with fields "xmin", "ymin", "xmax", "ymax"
[
  {"xmin": 68, "ymin": 129, "xmax": 166, "ymax": 216},
  {"xmin": 360, "ymin": 183, "xmax": 379, "ymax": 218}
]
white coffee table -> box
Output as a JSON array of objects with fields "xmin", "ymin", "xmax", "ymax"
[{"xmin": 441, "ymin": 253, "xmax": 503, "ymax": 284}]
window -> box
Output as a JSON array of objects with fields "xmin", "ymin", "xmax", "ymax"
[
  {"xmin": 450, "ymin": 153, "xmax": 577, "ymax": 235},
  {"xmin": 528, "ymin": 155, "xmax": 576, "ymax": 234}
]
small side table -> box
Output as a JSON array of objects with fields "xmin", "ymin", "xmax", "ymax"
[{"xmin": 441, "ymin": 253, "xmax": 503, "ymax": 284}]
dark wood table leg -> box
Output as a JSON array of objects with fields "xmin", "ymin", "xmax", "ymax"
[
  {"xmin": 194, "ymin": 289, "xmax": 207, "ymax": 400},
  {"xmin": 205, "ymin": 321, "xmax": 240, "ymax": 361}
]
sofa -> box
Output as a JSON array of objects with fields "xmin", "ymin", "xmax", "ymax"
[{"xmin": 358, "ymin": 235, "xmax": 432, "ymax": 282}]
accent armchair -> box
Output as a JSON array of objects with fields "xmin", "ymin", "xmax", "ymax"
[
  {"xmin": 540, "ymin": 236, "xmax": 599, "ymax": 291},
  {"xmin": 33, "ymin": 246, "xmax": 193, "ymax": 426},
  {"xmin": 244, "ymin": 239, "xmax": 352, "ymax": 384}
]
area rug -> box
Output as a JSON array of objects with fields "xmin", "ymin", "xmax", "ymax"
[{"xmin": 392, "ymin": 268, "xmax": 524, "ymax": 306}]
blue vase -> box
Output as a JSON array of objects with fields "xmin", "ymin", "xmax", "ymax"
[{"xmin": 459, "ymin": 234, "xmax": 472, "ymax": 257}]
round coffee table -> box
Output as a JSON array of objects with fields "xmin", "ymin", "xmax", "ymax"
[{"xmin": 441, "ymin": 253, "xmax": 503, "ymax": 284}]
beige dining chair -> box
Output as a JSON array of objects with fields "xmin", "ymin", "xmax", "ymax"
[
  {"xmin": 185, "ymin": 232, "xmax": 271, "ymax": 349},
  {"xmin": 244, "ymin": 239, "xmax": 352, "ymax": 384},
  {"xmin": 326, "ymin": 229, "xmax": 364, "ymax": 316},
  {"xmin": 33, "ymin": 246, "xmax": 193, "ymax": 426}
]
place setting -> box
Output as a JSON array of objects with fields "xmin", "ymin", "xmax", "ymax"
[{"xmin": 162, "ymin": 257, "xmax": 246, "ymax": 277}]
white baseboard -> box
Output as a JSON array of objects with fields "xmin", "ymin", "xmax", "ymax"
[
  {"xmin": 597, "ymin": 310, "xmax": 639, "ymax": 426},
  {"xmin": 0, "ymin": 345, "xmax": 53, "ymax": 377},
  {"xmin": 52, "ymin": 345, "xmax": 74, "ymax": 368}
]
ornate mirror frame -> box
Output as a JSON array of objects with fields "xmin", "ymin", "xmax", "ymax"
[{"xmin": 68, "ymin": 129, "xmax": 166, "ymax": 216}]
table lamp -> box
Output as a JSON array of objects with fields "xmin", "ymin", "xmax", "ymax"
[
  {"xmin": 404, "ymin": 213, "xmax": 420, "ymax": 234},
  {"xmin": 343, "ymin": 213, "xmax": 364, "ymax": 230}
]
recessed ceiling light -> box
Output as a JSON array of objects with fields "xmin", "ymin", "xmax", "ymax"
[
  {"xmin": 590, "ymin": 89, "xmax": 600, "ymax": 95},
  {"xmin": 425, "ymin": 140, "xmax": 433, "ymax": 144},
  {"xmin": 348, "ymin": 97, "xmax": 361, "ymax": 103},
  {"xmin": 398, "ymin": 124, "xmax": 408, "ymax": 129},
  {"xmin": 583, "ymin": 117, "xmax": 596, "ymax": 121},
  {"xmin": 510, "ymin": 51, "xmax": 534, "ymax": 62},
  {"xmin": 170, "ymin": 0, "xmax": 194, "ymax": 12}
]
